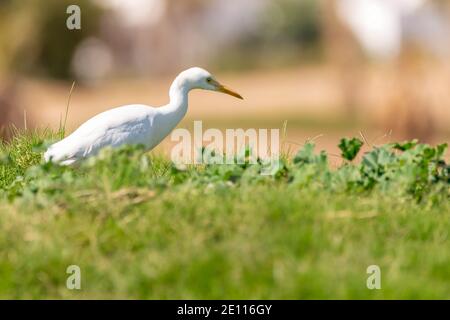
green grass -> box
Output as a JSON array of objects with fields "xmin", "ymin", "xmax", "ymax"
[{"xmin": 0, "ymin": 130, "xmax": 448, "ymax": 299}]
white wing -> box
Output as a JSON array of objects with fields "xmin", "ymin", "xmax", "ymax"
[{"xmin": 44, "ymin": 104, "xmax": 158, "ymax": 163}]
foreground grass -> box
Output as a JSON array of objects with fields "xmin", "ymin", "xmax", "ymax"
[{"xmin": 0, "ymin": 130, "xmax": 448, "ymax": 299}]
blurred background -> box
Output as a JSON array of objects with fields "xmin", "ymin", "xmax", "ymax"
[{"xmin": 1, "ymin": 0, "xmax": 449, "ymax": 159}]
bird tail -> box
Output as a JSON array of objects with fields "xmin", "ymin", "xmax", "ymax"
[
  {"xmin": 44, "ymin": 141, "xmax": 77, "ymax": 165},
  {"xmin": 44, "ymin": 143, "xmax": 58, "ymax": 162}
]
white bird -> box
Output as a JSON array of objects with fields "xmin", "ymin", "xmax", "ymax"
[{"xmin": 44, "ymin": 67, "xmax": 243, "ymax": 165}]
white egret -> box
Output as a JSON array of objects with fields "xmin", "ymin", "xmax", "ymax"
[{"xmin": 44, "ymin": 67, "xmax": 243, "ymax": 165}]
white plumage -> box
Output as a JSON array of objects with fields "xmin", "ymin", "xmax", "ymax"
[{"xmin": 44, "ymin": 67, "xmax": 243, "ymax": 165}]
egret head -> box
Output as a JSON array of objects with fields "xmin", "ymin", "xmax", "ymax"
[{"xmin": 178, "ymin": 67, "xmax": 243, "ymax": 99}]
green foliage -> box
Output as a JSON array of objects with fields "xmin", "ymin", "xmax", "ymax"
[
  {"xmin": 0, "ymin": 0, "xmax": 101, "ymax": 78},
  {"xmin": 261, "ymin": 0, "xmax": 321, "ymax": 46},
  {"xmin": 338, "ymin": 137, "xmax": 363, "ymax": 161},
  {"xmin": 0, "ymin": 129, "xmax": 55, "ymax": 190},
  {"xmin": 393, "ymin": 139, "xmax": 419, "ymax": 151},
  {"xmin": 0, "ymin": 132, "xmax": 449, "ymax": 298},
  {"xmin": 217, "ymin": 0, "xmax": 323, "ymax": 69},
  {"xmin": 293, "ymin": 142, "xmax": 327, "ymax": 166},
  {"xmin": 1, "ymin": 134, "xmax": 448, "ymax": 202}
]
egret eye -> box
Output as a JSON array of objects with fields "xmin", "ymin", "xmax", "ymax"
[{"xmin": 206, "ymin": 77, "xmax": 213, "ymax": 83}]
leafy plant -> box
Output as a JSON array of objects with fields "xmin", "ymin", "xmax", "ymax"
[
  {"xmin": 338, "ymin": 137, "xmax": 363, "ymax": 161},
  {"xmin": 0, "ymin": 133, "xmax": 448, "ymax": 203},
  {"xmin": 0, "ymin": 131, "xmax": 449, "ymax": 299}
]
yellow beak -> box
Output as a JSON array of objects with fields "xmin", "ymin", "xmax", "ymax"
[{"xmin": 217, "ymin": 84, "xmax": 243, "ymax": 100}]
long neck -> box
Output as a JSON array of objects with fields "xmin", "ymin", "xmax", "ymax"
[{"xmin": 159, "ymin": 77, "xmax": 190, "ymax": 126}]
